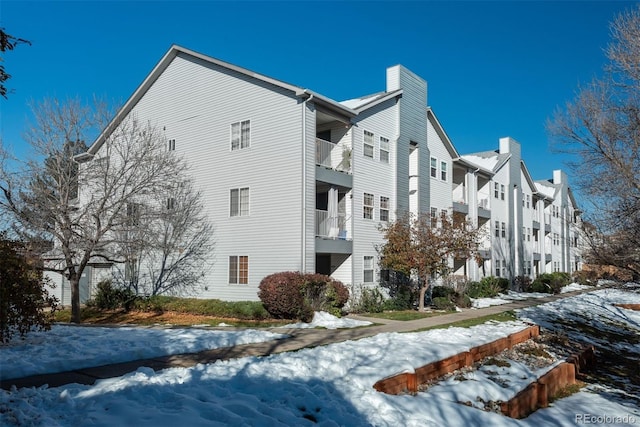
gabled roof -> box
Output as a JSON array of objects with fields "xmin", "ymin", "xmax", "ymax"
[
  {"xmin": 340, "ymin": 89, "xmax": 403, "ymax": 112},
  {"xmin": 520, "ymin": 161, "xmax": 537, "ymax": 192},
  {"xmin": 460, "ymin": 150, "xmax": 510, "ymax": 174},
  {"xmin": 84, "ymin": 45, "xmax": 357, "ymax": 156},
  {"xmin": 427, "ymin": 108, "xmax": 460, "ymax": 159},
  {"xmin": 535, "ymin": 179, "xmax": 559, "ymax": 200}
]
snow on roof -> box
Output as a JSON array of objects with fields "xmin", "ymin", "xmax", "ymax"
[
  {"xmin": 339, "ymin": 92, "xmax": 387, "ymax": 109},
  {"xmin": 460, "ymin": 152, "xmax": 500, "ymax": 171},
  {"xmin": 535, "ymin": 180, "xmax": 558, "ymax": 198}
]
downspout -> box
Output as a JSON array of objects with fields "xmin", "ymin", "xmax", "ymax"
[
  {"xmin": 513, "ymin": 184, "xmax": 519, "ymax": 281},
  {"xmin": 301, "ymin": 93, "xmax": 314, "ymax": 272}
]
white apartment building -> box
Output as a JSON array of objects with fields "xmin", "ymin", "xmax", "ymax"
[{"xmin": 46, "ymin": 45, "xmax": 581, "ymax": 304}]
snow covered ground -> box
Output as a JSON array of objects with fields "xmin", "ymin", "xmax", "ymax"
[
  {"xmin": 1, "ymin": 288, "xmax": 639, "ymax": 426},
  {"xmin": 471, "ymin": 282, "xmax": 593, "ymax": 308},
  {"xmin": 0, "ymin": 326, "xmax": 288, "ymax": 381}
]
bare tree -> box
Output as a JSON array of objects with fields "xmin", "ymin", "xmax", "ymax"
[
  {"xmin": 548, "ymin": 5, "xmax": 640, "ymax": 278},
  {"xmin": 0, "ymin": 28, "xmax": 31, "ymax": 98},
  {"xmin": 379, "ymin": 212, "xmax": 483, "ymax": 311},
  {"xmin": 115, "ymin": 178, "xmax": 214, "ymax": 296},
  {"xmin": 0, "ymin": 98, "xmax": 200, "ymax": 322}
]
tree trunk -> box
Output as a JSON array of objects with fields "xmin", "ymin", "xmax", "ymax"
[
  {"xmin": 70, "ymin": 276, "xmax": 81, "ymax": 323},
  {"xmin": 418, "ymin": 283, "xmax": 427, "ymax": 312}
]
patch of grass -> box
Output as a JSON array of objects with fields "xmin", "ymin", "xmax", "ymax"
[
  {"xmin": 484, "ymin": 357, "xmax": 511, "ymax": 368},
  {"xmin": 132, "ymin": 296, "xmax": 272, "ymax": 320},
  {"xmin": 517, "ymin": 343, "xmax": 553, "ymax": 359},
  {"xmin": 356, "ymin": 310, "xmax": 444, "ymax": 321},
  {"xmin": 550, "ymin": 381, "xmax": 585, "ymax": 402},
  {"xmin": 54, "ymin": 307, "xmax": 291, "ymax": 328},
  {"xmin": 412, "ymin": 310, "xmax": 517, "ymax": 332}
]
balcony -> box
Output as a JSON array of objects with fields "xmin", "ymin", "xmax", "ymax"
[
  {"xmin": 452, "ymin": 201, "xmax": 469, "ymax": 214},
  {"xmin": 532, "ymin": 220, "xmax": 540, "ymax": 230},
  {"xmin": 477, "ymin": 197, "xmax": 491, "ymax": 219},
  {"xmin": 315, "ymin": 210, "xmax": 348, "ymax": 239},
  {"xmin": 315, "ymin": 210, "xmax": 352, "ymax": 254},
  {"xmin": 316, "ymin": 138, "xmax": 351, "ymax": 174}
]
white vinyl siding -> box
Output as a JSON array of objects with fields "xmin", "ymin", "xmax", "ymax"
[{"xmin": 231, "ymin": 120, "xmax": 250, "ymax": 150}]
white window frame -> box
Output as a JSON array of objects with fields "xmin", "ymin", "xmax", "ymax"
[
  {"xmin": 168, "ymin": 139, "xmax": 176, "ymax": 151},
  {"xmin": 501, "ymin": 222, "xmax": 506, "ymax": 238},
  {"xmin": 230, "ymin": 187, "xmax": 250, "ymax": 217},
  {"xmin": 379, "ymin": 196, "xmax": 389, "ymax": 222},
  {"xmin": 229, "ymin": 255, "xmax": 249, "ymax": 284},
  {"xmin": 363, "ymin": 130, "xmax": 374, "ymax": 159},
  {"xmin": 500, "ymin": 184, "xmax": 505, "ymax": 200},
  {"xmin": 430, "ymin": 157, "xmax": 438, "ymax": 178},
  {"xmin": 440, "ymin": 161, "xmax": 447, "ymax": 181},
  {"xmin": 379, "ymin": 136, "xmax": 389, "ymax": 163},
  {"xmin": 231, "ymin": 120, "xmax": 251, "ymax": 151},
  {"xmin": 363, "ymin": 192, "xmax": 374, "ymax": 220},
  {"xmin": 431, "ymin": 207, "xmax": 438, "ymax": 227},
  {"xmin": 494, "ymin": 182, "xmax": 499, "ymax": 199},
  {"xmin": 363, "ymin": 256, "xmax": 374, "ymax": 283}
]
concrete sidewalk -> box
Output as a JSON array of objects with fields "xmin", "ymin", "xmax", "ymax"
[{"xmin": 0, "ymin": 290, "xmax": 587, "ymax": 391}]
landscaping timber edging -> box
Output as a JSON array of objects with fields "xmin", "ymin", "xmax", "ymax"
[
  {"xmin": 501, "ymin": 345, "xmax": 596, "ymax": 419},
  {"xmin": 373, "ymin": 325, "xmax": 540, "ymax": 395}
]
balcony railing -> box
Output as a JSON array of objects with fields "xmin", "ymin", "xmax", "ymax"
[
  {"xmin": 315, "ymin": 210, "xmax": 349, "ymax": 240},
  {"xmin": 316, "ymin": 138, "xmax": 351, "ymax": 174},
  {"xmin": 478, "ymin": 197, "xmax": 490, "ymax": 210}
]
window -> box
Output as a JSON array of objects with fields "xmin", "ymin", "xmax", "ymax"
[
  {"xmin": 525, "ymin": 261, "xmax": 531, "ymax": 276},
  {"xmin": 501, "ymin": 222, "xmax": 506, "ymax": 238},
  {"xmin": 526, "ymin": 194, "xmax": 531, "ymax": 209},
  {"xmin": 168, "ymin": 139, "xmax": 176, "ymax": 151},
  {"xmin": 494, "ymin": 182, "xmax": 499, "ymax": 199},
  {"xmin": 527, "ymin": 228, "xmax": 531, "ymax": 241},
  {"xmin": 522, "ymin": 226, "xmax": 526, "ymax": 240},
  {"xmin": 431, "ymin": 207, "xmax": 438, "ymax": 227},
  {"xmin": 229, "ymin": 256, "xmax": 249, "ymax": 284},
  {"xmin": 379, "ymin": 196, "xmax": 389, "ymax": 222},
  {"xmin": 126, "ymin": 203, "xmax": 141, "ymax": 226},
  {"xmin": 231, "ymin": 120, "xmax": 250, "ymax": 150},
  {"xmin": 230, "ymin": 187, "xmax": 249, "ymax": 216},
  {"xmin": 495, "ymin": 258, "xmax": 502, "ymax": 277},
  {"xmin": 440, "ymin": 161, "xmax": 447, "ymax": 181},
  {"xmin": 495, "ymin": 220, "xmax": 500, "ymax": 237},
  {"xmin": 166, "ymin": 197, "xmax": 175, "ymax": 211},
  {"xmin": 363, "ymin": 256, "xmax": 374, "ymax": 282},
  {"xmin": 379, "ymin": 137, "xmax": 389, "ymax": 163},
  {"xmin": 500, "ymin": 185, "xmax": 505, "ymax": 200},
  {"xmin": 364, "ymin": 130, "xmax": 374, "ymax": 158},
  {"xmin": 553, "ymin": 233, "xmax": 559, "ymax": 245},
  {"xmin": 363, "ymin": 193, "xmax": 374, "ymax": 219},
  {"xmin": 430, "ymin": 157, "xmax": 437, "ymax": 178}
]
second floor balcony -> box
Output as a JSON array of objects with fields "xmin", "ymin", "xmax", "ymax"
[{"xmin": 316, "ymin": 138, "xmax": 351, "ymax": 174}]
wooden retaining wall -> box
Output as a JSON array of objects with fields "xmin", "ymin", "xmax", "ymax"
[
  {"xmin": 373, "ymin": 325, "xmax": 540, "ymax": 395},
  {"xmin": 373, "ymin": 327, "xmax": 597, "ymax": 419},
  {"xmin": 614, "ymin": 303, "xmax": 640, "ymax": 311},
  {"xmin": 502, "ymin": 345, "xmax": 596, "ymax": 419}
]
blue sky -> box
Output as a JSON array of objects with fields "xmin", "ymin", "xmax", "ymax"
[{"xmin": 1, "ymin": 0, "xmax": 636, "ymax": 203}]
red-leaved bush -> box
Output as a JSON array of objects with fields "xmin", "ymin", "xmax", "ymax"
[{"xmin": 258, "ymin": 272, "xmax": 349, "ymax": 321}]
